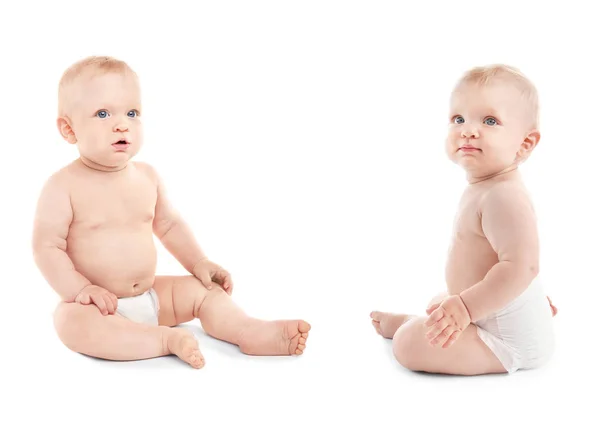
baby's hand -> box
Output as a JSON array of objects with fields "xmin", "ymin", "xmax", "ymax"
[
  {"xmin": 192, "ymin": 259, "xmax": 233, "ymax": 295},
  {"xmin": 75, "ymin": 285, "xmax": 119, "ymax": 316},
  {"xmin": 424, "ymin": 295, "xmax": 471, "ymax": 348},
  {"xmin": 425, "ymin": 292, "xmax": 450, "ymax": 314}
]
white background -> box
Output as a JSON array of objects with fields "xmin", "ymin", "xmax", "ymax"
[{"xmin": 1, "ymin": 1, "xmax": 598, "ymax": 439}]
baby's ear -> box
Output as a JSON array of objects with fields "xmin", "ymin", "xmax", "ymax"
[
  {"xmin": 518, "ymin": 129, "xmax": 541, "ymax": 159},
  {"xmin": 57, "ymin": 117, "xmax": 77, "ymax": 144}
]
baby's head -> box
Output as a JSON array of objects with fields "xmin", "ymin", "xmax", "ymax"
[
  {"xmin": 57, "ymin": 56, "xmax": 142, "ymax": 171},
  {"xmin": 445, "ymin": 64, "xmax": 540, "ymax": 180}
]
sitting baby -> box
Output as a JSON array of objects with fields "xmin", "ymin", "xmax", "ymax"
[
  {"xmin": 33, "ymin": 56, "xmax": 310, "ymax": 369},
  {"xmin": 371, "ymin": 64, "xmax": 557, "ymax": 375}
]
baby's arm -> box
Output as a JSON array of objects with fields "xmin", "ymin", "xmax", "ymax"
[
  {"xmin": 142, "ymin": 163, "xmax": 208, "ymax": 274},
  {"xmin": 32, "ymin": 173, "xmax": 92, "ymax": 302},
  {"xmin": 458, "ymin": 183, "xmax": 540, "ymax": 322}
]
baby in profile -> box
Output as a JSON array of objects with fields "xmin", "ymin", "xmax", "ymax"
[
  {"xmin": 371, "ymin": 64, "xmax": 557, "ymax": 375},
  {"xmin": 32, "ymin": 56, "xmax": 310, "ymax": 369}
]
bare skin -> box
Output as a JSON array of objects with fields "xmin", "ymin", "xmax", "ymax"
[
  {"xmin": 33, "ymin": 62, "xmax": 310, "ymax": 368},
  {"xmin": 39, "ymin": 157, "xmax": 310, "ymax": 368},
  {"xmin": 370, "ymin": 311, "xmax": 507, "ymax": 376},
  {"xmin": 371, "ymin": 171, "xmax": 548, "ymax": 375},
  {"xmin": 371, "ymin": 72, "xmax": 555, "ymax": 375},
  {"xmin": 370, "ymin": 312, "xmax": 413, "ymax": 338}
]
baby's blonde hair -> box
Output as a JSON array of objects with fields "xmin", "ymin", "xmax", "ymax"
[
  {"xmin": 454, "ymin": 64, "xmax": 540, "ymax": 129},
  {"xmin": 58, "ymin": 55, "xmax": 138, "ymax": 116}
]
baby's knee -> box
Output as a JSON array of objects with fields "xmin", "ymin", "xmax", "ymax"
[
  {"xmin": 392, "ymin": 320, "xmax": 422, "ymax": 371},
  {"xmin": 178, "ymin": 276, "xmax": 226, "ymax": 301},
  {"xmin": 196, "ymin": 285, "xmax": 230, "ymax": 331},
  {"xmin": 53, "ymin": 302, "xmax": 90, "ymax": 350}
]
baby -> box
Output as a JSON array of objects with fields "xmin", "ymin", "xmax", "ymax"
[
  {"xmin": 32, "ymin": 56, "xmax": 309, "ymax": 369},
  {"xmin": 371, "ymin": 64, "xmax": 557, "ymax": 375}
]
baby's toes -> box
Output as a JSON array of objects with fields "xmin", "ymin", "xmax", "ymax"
[{"xmin": 371, "ymin": 319, "xmax": 382, "ymax": 335}]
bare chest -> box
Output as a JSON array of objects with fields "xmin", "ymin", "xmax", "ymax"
[{"xmin": 69, "ymin": 172, "xmax": 157, "ymax": 229}]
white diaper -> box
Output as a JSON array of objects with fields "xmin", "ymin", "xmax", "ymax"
[
  {"xmin": 115, "ymin": 288, "xmax": 160, "ymax": 325},
  {"xmin": 475, "ymin": 277, "xmax": 555, "ymax": 374}
]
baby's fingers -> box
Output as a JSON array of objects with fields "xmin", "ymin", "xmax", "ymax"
[
  {"xmin": 430, "ymin": 326, "xmax": 455, "ymax": 347},
  {"xmin": 76, "ymin": 292, "xmax": 91, "ymax": 305},
  {"xmin": 425, "ymin": 302, "xmax": 441, "ymax": 315},
  {"xmin": 103, "ymin": 293, "xmax": 116, "ymax": 315},
  {"xmin": 425, "ymin": 317, "xmax": 450, "ymax": 344},
  {"xmin": 199, "ymin": 270, "xmax": 213, "ymax": 290},
  {"xmin": 442, "ymin": 330, "xmax": 461, "ymax": 349},
  {"xmin": 218, "ymin": 271, "xmax": 233, "ymax": 295},
  {"xmin": 110, "ymin": 293, "xmax": 119, "ymax": 311},
  {"xmin": 424, "ymin": 307, "xmax": 444, "ymax": 327},
  {"xmin": 92, "ymin": 294, "xmax": 109, "ymax": 316},
  {"xmin": 425, "ymin": 317, "xmax": 447, "ymax": 339}
]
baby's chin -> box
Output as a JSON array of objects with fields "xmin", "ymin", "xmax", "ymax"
[
  {"xmin": 454, "ymin": 156, "xmax": 490, "ymax": 175},
  {"xmin": 451, "ymin": 153, "xmax": 480, "ymax": 166}
]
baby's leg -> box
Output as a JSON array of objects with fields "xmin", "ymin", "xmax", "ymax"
[
  {"xmin": 371, "ymin": 311, "xmax": 415, "ymax": 338},
  {"xmin": 382, "ymin": 314, "xmax": 505, "ymax": 375},
  {"xmin": 153, "ymin": 276, "xmax": 310, "ymax": 356},
  {"xmin": 53, "ymin": 302, "xmax": 204, "ymax": 368}
]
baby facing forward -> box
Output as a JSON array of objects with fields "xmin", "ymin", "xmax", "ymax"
[
  {"xmin": 32, "ymin": 56, "xmax": 309, "ymax": 369},
  {"xmin": 371, "ymin": 65, "xmax": 557, "ymax": 375}
]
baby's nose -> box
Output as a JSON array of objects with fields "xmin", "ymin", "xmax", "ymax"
[
  {"xmin": 461, "ymin": 127, "xmax": 479, "ymax": 138},
  {"xmin": 114, "ymin": 123, "xmax": 129, "ymax": 132}
]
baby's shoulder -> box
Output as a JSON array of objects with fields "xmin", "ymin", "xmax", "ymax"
[
  {"xmin": 131, "ymin": 160, "xmax": 159, "ymax": 182},
  {"xmin": 35, "ymin": 163, "xmax": 78, "ymax": 204},
  {"xmin": 484, "ymin": 179, "xmax": 527, "ymax": 197},
  {"xmin": 481, "ymin": 180, "xmax": 534, "ymax": 212},
  {"xmin": 42, "ymin": 162, "xmax": 76, "ymax": 190}
]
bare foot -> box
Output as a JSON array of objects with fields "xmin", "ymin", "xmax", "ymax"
[
  {"xmin": 370, "ymin": 311, "xmax": 414, "ymax": 339},
  {"xmin": 238, "ymin": 320, "xmax": 311, "ymax": 356},
  {"xmin": 166, "ymin": 328, "xmax": 205, "ymax": 369}
]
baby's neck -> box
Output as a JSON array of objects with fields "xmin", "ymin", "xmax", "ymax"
[
  {"xmin": 467, "ymin": 165, "xmax": 520, "ymax": 185},
  {"xmin": 78, "ymin": 156, "xmax": 129, "ymax": 173}
]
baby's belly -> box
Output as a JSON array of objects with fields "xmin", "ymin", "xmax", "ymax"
[{"xmin": 67, "ymin": 228, "xmax": 157, "ymax": 297}]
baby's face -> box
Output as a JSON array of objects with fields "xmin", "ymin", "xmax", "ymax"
[
  {"xmin": 66, "ymin": 72, "xmax": 142, "ymax": 168},
  {"xmin": 445, "ymin": 81, "xmax": 535, "ymax": 178}
]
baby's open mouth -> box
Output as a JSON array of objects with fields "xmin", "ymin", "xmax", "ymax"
[{"xmin": 112, "ymin": 140, "xmax": 130, "ymax": 149}]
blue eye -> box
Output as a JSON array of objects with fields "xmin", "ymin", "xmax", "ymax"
[
  {"xmin": 96, "ymin": 110, "xmax": 109, "ymax": 119},
  {"xmin": 484, "ymin": 117, "xmax": 497, "ymax": 126},
  {"xmin": 127, "ymin": 110, "xmax": 138, "ymax": 118},
  {"xmin": 453, "ymin": 116, "xmax": 465, "ymax": 124}
]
